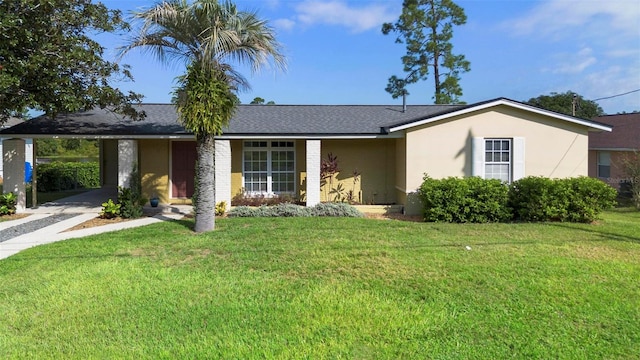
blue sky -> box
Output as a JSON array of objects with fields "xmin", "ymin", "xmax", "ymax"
[{"xmin": 101, "ymin": 0, "xmax": 640, "ymax": 114}]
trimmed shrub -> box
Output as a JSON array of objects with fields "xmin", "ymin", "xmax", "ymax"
[
  {"xmin": 509, "ymin": 176, "xmax": 616, "ymax": 223},
  {"xmin": 227, "ymin": 206, "xmax": 259, "ymax": 217},
  {"xmin": 564, "ymin": 177, "xmax": 617, "ymax": 222},
  {"xmin": 418, "ymin": 176, "xmax": 510, "ymax": 223},
  {"xmin": 311, "ymin": 202, "xmax": 364, "ymax": 217},
  {"xmin": 508, "ymin": 176, "xmax": 565, "ymax": 222},
  {"xmin": 228, "ymin": 203, "xmax": 363, "ymax": 218},
  {"xmin": 37, "ymin": 161, "xmax": 99, "ymax": 192},
  {"xmin": 231, "ymin": 191, "xmax": 299, "ymax": 206}
]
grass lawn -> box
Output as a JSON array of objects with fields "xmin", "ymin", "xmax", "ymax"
[{"xmin": 1, "ymin": 210, "xmax": 639, "ymax": 358}]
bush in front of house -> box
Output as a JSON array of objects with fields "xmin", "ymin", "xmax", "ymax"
[
  {"xmin": 560, "ymin": 176, "xmax": 617, "ymax": 222},
  {"xmin": 37, "ymin": 161, "xmax": 100, "ymax": 192},
  {"xmin": 228, "ymin": 202, "xmax": 363, "ymax": 218},
  {"xmin": 507, "ymin": 176, "xmax": 566, "ymax": 222},
  {"xmin": 508, "ymin": 176, "xmax": 616, "ymax": 223},
  {"xmin": 310, "ymin": 202, "xmax": 364, "ymax": 217},
  {"xmin": 418, "ymin": 175, "xmax": 510, "ymax": 223},
  {"xmin": 231, "ymin": 191, "xmax": 299, "ymax": 206},
  {"xmin": 0, "ymin": 192, "xmax": 17, "ymax": 216},
  {"xmin": 418, "ymin": 175, "xmax": 617, "ymax": 223}
]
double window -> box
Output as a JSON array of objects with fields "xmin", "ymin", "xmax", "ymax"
[{"xmin": 243, "ymin": 141, "xmax": 295, "ymax": 194}]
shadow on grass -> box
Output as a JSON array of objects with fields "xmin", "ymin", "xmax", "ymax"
[
  {"xmin": 547, "ymin": 223, "xmax": 640, "ymax": 244},
  {"xmin": 152, "ymin": 216, "xmax": 194, "ymax": 231}
]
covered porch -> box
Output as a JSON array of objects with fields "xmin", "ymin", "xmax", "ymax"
[{"xmin": 2, "ymin": 137, "xmax": 323, "ymax": 213}]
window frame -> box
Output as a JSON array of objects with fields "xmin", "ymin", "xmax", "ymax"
[
  {"xmin": 242, "ymin": 140, "xmax": 296, "ymax": 196},
  {"xmin": 597, "ymin": 151, "xmax": 611, "ymax": 179},
  {"xmin": 484, "ymin": 138, "xmax": 512, "ymax": 183}
]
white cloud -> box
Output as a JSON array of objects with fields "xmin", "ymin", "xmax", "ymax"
[
  {"xmin": 504, "ymin": 0, "xmax": 640, "ymax": 39},
  {"xmin": 547, "ymin": 47, "xmax": 597, "ymax": 74},
  {"xmin": 580, "ymin": 65, "xmax": 640, "ymax": 113},
  {"xmin": 293, "ymin": 1, "xmax": 396, "ymax": 33},
  {"xmin": 273, "ymin": 18, "xmax": 296, "ymax": 31}
]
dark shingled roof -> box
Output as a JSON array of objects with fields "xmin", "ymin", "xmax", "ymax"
[
  {"xmin": 0, "ymin": 98, "xmax": 610, "ymax": 138},
  {"xmin": 590, "ymin": 113, "xmax": 640, "ymax": 149},
  {"xmin": 0, "ymin": 103, "xmax": 463, "ymax": 137}
]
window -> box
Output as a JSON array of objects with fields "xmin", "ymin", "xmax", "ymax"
[
  {"xmin": 472, "ymin": 137, "xmax": 524, "ymax": 183},
  {"xmin": 243, "ymin": 141, "xmax": 295, "ymax": 194},
  {"xmin": 484, "ymin": 139, "xmax": 511, "ymax": 183},
  {"xmin": 597, "ymin": 151, "xmax": 611, "ymax": 178}
]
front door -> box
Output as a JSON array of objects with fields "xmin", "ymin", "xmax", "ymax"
[{"xmin": 171, "ymin": 141, "xmax": 196, "ymax": 198}]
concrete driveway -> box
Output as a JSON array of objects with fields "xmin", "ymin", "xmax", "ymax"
[
  {"xmin": 1, "ymin": 187, "xmax": 192, "ymax": 260},
  {"xmin": 25, "ymin": 187, "xmax": 118, "ymax": 214}
]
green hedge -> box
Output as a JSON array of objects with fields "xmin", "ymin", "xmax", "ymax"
[
  {"xmin": 228, "ymin": 203, "xmax": 364, "ymax": 218},
  {"xmin": 509, "ymin": 176, "xmax": 617, "ymax": 223},
  {"xmin": 418, "ymin": 175, "xmax": 617, "ymax": 223},
  {"xmin": 418, "ymin": 176, "xmax": 510, "ymax": 223},
  {"xmin": 36, "ymin": 161, "xmax": 100, "ymax": 192}
]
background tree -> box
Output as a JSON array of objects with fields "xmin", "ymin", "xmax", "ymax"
[
  {"xmin": 525, "ymin": 91, "xmax": 604, "ymax": 119},
  {"xmin": 0, "ymin": 0, "xmax": 143, "ymax": 121},
  {"xmin": 120, "ymin": 0, "xmax": 285, "ymax": 232},
  {"xmin": 621, "ymin": 150, "xmax": 640, "ymax": 210},
  {"xmin": 250, "ymin": 97, "xmax": 276, "ymax": 105},
  {"xmin": 382, "ymin": 0, "xmax": 470, "ymax": 104}
]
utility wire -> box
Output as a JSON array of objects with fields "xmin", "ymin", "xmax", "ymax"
[{"xmin": 592, "ymin": 88, "xmax": 640, "ymax": 101}]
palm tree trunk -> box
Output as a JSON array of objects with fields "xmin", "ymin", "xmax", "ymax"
[{"xmin": 194, "ymin": 133, "xmax": 215, "ymax": 232}]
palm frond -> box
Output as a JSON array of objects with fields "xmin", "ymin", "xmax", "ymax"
[{"xmin": 119, "ymin": 0, "xmax": 285, "ymax": 90}]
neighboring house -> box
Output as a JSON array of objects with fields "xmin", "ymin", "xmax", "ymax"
[
  {"xmin": 0, "ymin": 117, "xmax": 33, "ymax": 181},
  {"xmin": 588, "ymin": 112, "xmax": 640, "ymax": 189},
  {"xmin": 0, "ymin": 98, "xmax": 611, "ymax": 214}
]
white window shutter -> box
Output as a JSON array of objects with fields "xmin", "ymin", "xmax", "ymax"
[
  {"xmin": 513, "ymin": 137, "xmax": 525, "ymax": 181},
  {"xmin": 472, "ymin": 137, "xmax": 485, "ymax": 178}
]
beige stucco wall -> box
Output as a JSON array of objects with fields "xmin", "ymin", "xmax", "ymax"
[
  {"xmin": 321, "ymin": 139, "xmax": 396, "ymax": 204},
  {"xmin": 395, "ymin": 137, "xmax": 407, "ymax": 205},
  {"xmin": 403, "ymin": 105, "xmax": 590, "ymax": 193},
  {"xmin": 139, "ymin": 139, "xmax": 170, "ymax": 204}
]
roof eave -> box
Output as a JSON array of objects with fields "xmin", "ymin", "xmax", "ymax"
[{"xmin": 387, "ymin": 98, "xmax": 613, "ymax": 132}]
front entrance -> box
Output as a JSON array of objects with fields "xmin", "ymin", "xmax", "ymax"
[{"xmin": 171, "ymin": 141, "xmax": 196, "ymax": 198}]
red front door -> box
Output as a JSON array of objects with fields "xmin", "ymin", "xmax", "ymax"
[{"xmin": 171, "ymin": 141, "xmax": 196, "ymax": 198}]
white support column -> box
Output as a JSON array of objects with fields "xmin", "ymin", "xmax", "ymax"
[
  {"xmin": 3, "ymin": 138, "xmax": 26, "ymax": 213},
  {"xmin": 118, "ymin": 140, "xmax": 138, "ymax": 188},
  {"xmin": 306, "ymin": 139, "xmax": 321, "ymax": 207},
  {"xmin": 214, "ymin": 140, "xmax": 232, "ymax": 211}
]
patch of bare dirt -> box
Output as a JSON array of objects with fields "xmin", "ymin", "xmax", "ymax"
[
  {"xmin": 65, "ymin": 216, "xmax": 134, "ymax": 232},
  {"xmin": 65, "ymin": 209, "xmax": 165, "ymax": 232},
  {"xmin": 0, "ymin": 213, "xmax": 31, "ymax": 222}
]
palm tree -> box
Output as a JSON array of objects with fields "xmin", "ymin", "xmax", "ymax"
[{"xmin": 119, "ymin": 0, "xmax": 285, "ymax": 232}]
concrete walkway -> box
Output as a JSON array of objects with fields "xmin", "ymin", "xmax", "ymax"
[{"xmin": 0, "ymin": 188, "xmax": 192, "ymax": 260}]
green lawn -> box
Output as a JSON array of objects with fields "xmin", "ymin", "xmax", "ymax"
[{"xmin": 1, "ymin": 210, "xmax": 639, "ymax": 359}]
